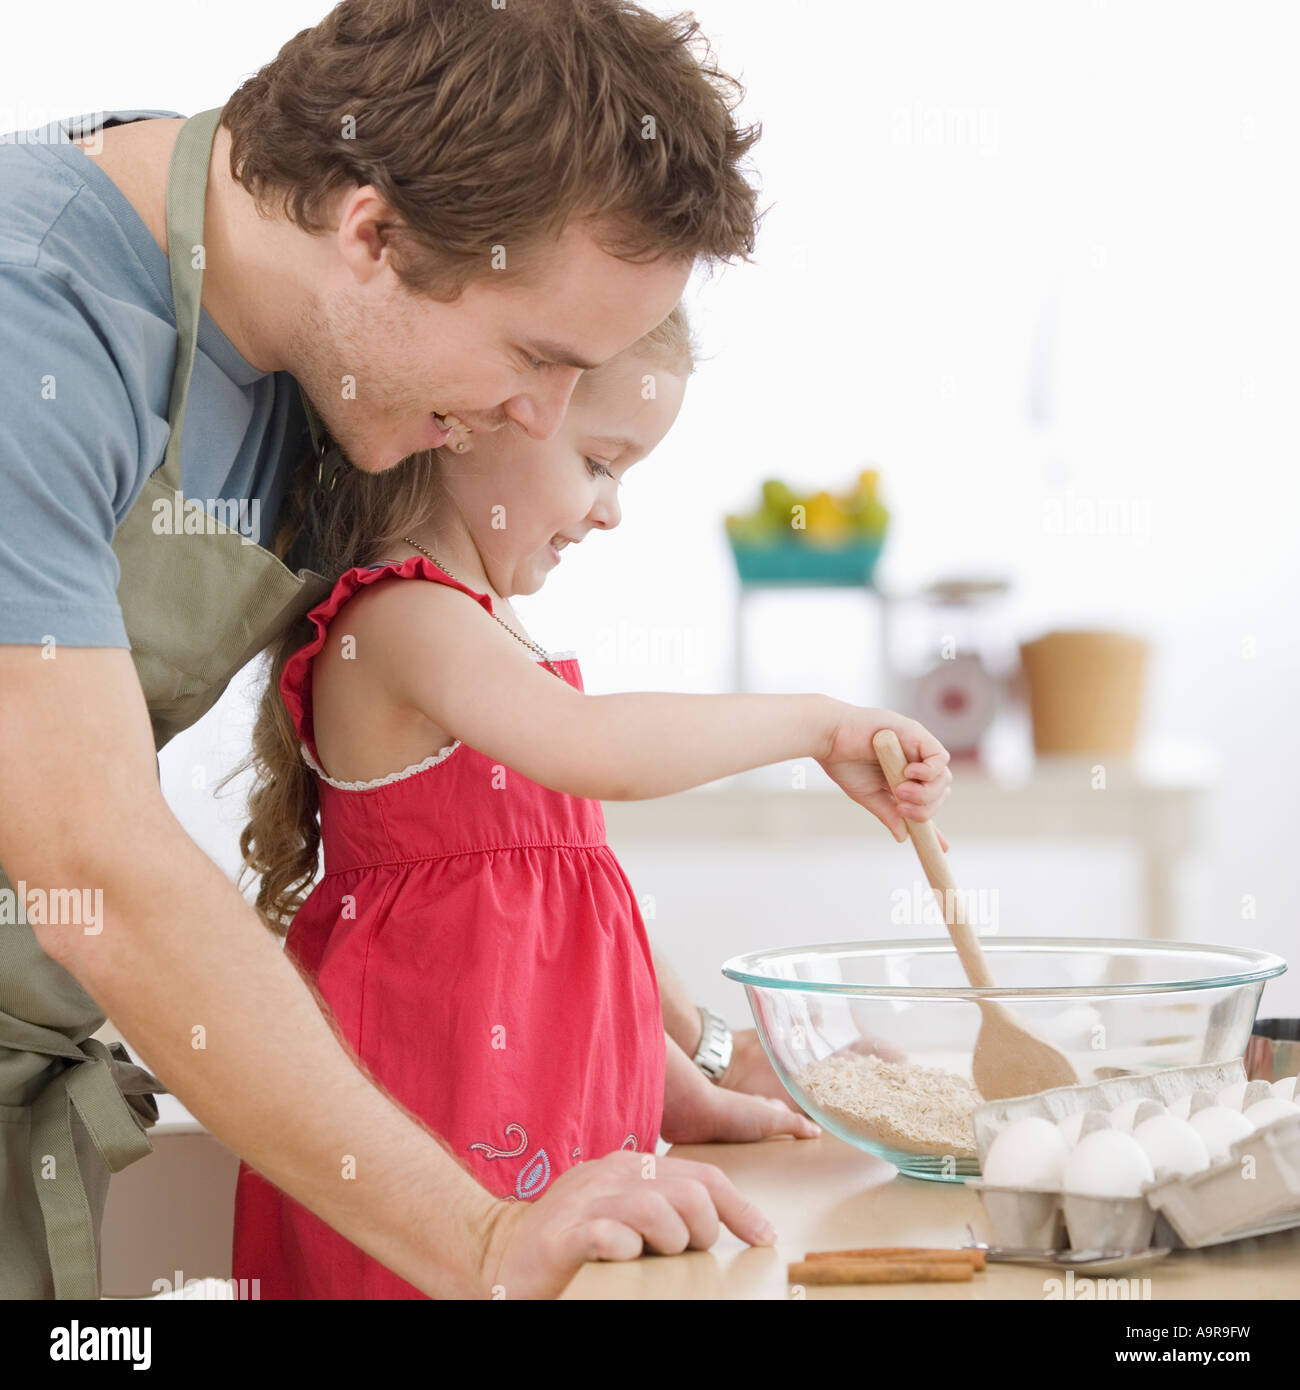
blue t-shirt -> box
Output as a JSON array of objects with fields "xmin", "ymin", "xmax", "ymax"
[{"xmin": 0, "ymin": 108, "xmax": 310, "ymax": 647}]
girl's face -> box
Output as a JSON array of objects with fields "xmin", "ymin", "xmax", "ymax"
[{"xmin": 437, "ymin": 349, "xmax": 688, "ymax": 597}]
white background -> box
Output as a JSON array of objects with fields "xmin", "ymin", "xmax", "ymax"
[{"xmin": 5, "ymin": 1, "xmax": 1296, "ymax": 1015}]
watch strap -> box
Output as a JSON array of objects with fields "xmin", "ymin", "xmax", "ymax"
[{"xmin": 692, "ymin": 1005, "xmax": 733, "ymax": 1084}]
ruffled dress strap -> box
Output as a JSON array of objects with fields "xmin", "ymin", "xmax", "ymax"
[{"xmin": 279, "ymin": 554, "xmax": 495, "ymax": 765}]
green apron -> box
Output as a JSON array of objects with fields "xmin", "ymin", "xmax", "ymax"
[{"xmin": 0, "ymin": 106, "xmax": 338, "ymax": 1298}]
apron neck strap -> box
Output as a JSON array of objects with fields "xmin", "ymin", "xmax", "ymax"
[
  {"xmin": 160, "ymin": 105, "xmax": 225, "ymax": 494},
  {"xmin": 160, "ymin": 105, "xmax": 350, "ymax": 504}
]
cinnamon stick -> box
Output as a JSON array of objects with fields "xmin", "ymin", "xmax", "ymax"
[
  {"xmin": 803, "ymin": 1245, "xmax": 986, "ymax": 1271},
  {"xmin": 788, "ymin": 1258, "xmax": 975, "ymax": 1285}
]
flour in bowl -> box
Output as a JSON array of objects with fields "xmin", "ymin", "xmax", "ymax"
[{"xmin": 795, "ymin": 1052, "xmax": 981, "ymax": 1158}]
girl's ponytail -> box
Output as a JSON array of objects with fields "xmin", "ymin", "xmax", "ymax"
[{"xmin": 236, "ymin": 615, "xmax": 322, "ymax": 934}]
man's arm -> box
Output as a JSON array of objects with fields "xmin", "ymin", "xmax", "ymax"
[
  {"xmin": 0, "ymin": 644, "xmax": 505, "ymax": 1298},
  {"xmin": 652, "ymin": 949, "xmax": 776, "ymax": 1100},
  {"xmin": 652, "ymin": 949, "xmax": 706, "ymax": 1058}
]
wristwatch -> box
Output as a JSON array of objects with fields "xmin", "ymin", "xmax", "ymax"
[{"xmin": 691, "ymin": 1006, "xmax": 734, "ymax": 1084}]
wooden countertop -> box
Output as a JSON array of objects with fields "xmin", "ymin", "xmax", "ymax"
[{"xmin": 562, "ymin": 1131, "xmax": 1300, "ymax": 1300}]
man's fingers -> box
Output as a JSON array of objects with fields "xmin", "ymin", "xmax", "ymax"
[
  {"xmin": 773, "ymin": 1105, "xmax": 822, "ymax": 1139},
  {"xmin": 719, "ymin": 1093, "xmax": 821, "ymax": 1142},
  {"xmin": 646, "ymin": 1157, "xmax": 776, "ymax": 1247},
  {"xmin": 629, "ymin": 1178, "xmax": 716, "ymax": 1253},
  {"xmin": 565, "ymin": 1214, "xmax": 648, "ymax": 1266}
]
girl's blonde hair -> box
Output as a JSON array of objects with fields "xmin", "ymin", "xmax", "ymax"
[{"xmin": 228, "ymin": 303, "xmax": 693, "ymax": 933}]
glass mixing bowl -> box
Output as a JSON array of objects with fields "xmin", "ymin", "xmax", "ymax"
[{"xmin": 721, "ymin": 938, "xmax": 1286, "ymax": 1182}]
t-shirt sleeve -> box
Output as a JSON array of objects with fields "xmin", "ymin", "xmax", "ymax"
[{"xmin": 0, "ymin": 264, "xmax": 143, "ymax": 647}]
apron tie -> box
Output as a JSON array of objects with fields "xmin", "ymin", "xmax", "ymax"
[{"xmin": 3, "ymin": 1012, "xmax": 161, "ymax": 1299}]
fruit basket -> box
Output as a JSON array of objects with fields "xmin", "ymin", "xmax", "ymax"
[{"xmin": 725, "ymin": 471, "xmax": 888, "ymax": 587}]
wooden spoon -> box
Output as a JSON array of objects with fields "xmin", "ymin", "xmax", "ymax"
[{"xmin": 872, "ymin": 729, "xmax": 1077, "ymax": 1101}]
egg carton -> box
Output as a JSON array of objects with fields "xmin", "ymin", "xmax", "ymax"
[
  {"xmin": 1145, "ymin": 1110, "xmax": 1300, "ymax": 1247},
  {"xmin": 965, "ymin": 1060, "xmax": 1300, "ymax": 1251}
]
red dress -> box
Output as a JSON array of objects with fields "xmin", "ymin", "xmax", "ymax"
[{"xmin": 231, "ymin": 555, "xmax": 665, "ymax": 1299}]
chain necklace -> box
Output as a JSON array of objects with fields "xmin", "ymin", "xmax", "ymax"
[{"xmin": 400, "ymin": 536, "xmax": 563, "ymax": 679}]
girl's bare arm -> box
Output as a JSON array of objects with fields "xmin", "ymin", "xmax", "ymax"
[{"xmin": 358, "ymin": 579, "xmax": 948, "ymax": 815}]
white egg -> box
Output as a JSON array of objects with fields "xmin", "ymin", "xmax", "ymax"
[
  {"xmin": 1109, "ymin": 1097, "xmax": 1167, "ymax": 1131},
  {"xmin": 1189, "ymin": 1105, "xmax": 1255, "ymax": 1160},
  {"xmin": 983, "ymin": 1116, "xmax": 1070, "ymax": 1187},
  {"xmin": 1167, "ymin": 1093, "xmax": 1194, "ymax": 1121},
  {"xmin": 1132, "ymin": 1115, "xmax": 1211, "ymax": 1178},
  {"xmin": 1270, "ymin": 1076, "xmax": 1299, "ymax": 1103},
  {"xmin": 1063, "ymin": 1129, "xmax": 1155, "ymax": 1198},
  {"xmin": 1243, "ymin": 1097, "xmax": 1300, "ymax": 1130},
  {"xmin": 1215, "ymin": 1081, "xmax": 1250, "ymax": 1111}
]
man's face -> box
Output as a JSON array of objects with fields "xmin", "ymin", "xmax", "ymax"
[
  {"xmin": 289, "ymin": 207, "xmax": 692, "ymax": 473},
  {"xmin": 437, "ymin": 346, "xmax": 689, "ymax": 598}
]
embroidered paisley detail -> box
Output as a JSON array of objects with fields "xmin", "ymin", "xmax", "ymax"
[
  {"xmin": 516, "ymin": 1149, "xmax": 552, "ymax": 1199},
  {"xmin": 468, "ymin": 1126, "xmax": 558, "ymax": 1199},
  {"xmin": 469, "ymin": 1123, "xmax": 529, "ymax": 1160},
  {"xmin": 621, "ymin": 1133, "xmax": 638, "ymax": 1151}
]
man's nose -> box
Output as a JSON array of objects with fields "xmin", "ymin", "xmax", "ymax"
[{"xmin": 503, "ymin": 369, "xmax": 583, "ymax": 440}]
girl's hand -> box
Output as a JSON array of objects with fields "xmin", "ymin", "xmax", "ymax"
[{"xmin": 816, "ymin": 706, "xmax": 952, "ymax": 848}]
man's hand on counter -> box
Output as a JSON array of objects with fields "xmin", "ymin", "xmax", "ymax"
[
  {"xmin": 717, "ymin": 1028, "xmax": 806, "ymax": 1110},
  {"xmin": 661, "ymin": 1030, "xmax": 822, "ymax": 1144}
]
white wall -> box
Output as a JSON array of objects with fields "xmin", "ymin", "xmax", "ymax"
[{"xmin": 7, "ymin": 1, "xmax": 1296, "ymax": 1014}]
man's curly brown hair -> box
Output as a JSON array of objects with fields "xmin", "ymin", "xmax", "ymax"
[{"xmin": 220, "ymin": 0, "xmax": 764, "ymax": 301}]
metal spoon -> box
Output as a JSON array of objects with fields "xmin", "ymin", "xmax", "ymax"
[{"xmin": 964, "ymin": 1228, "xmax": 1171, "ymax": 1274}]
